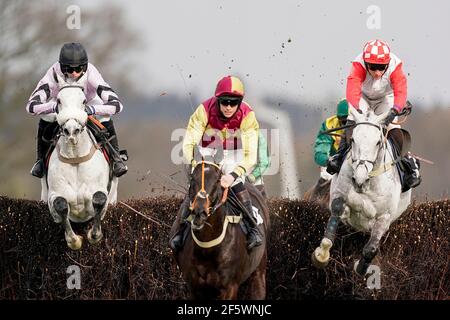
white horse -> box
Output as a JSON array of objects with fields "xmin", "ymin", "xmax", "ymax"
[
  {"xmin": 41, "ymin": 74, "xmax": 118, "ymax": 250},
  {"xmin": 312, "ymin": 108, "xmax": 411, "ymax": 275}
]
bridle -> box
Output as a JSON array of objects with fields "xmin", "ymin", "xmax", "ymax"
[
  {"xmin": 189, "ymin": 160, "xmax": 229, "ymax": 216},
  {"xmin": 323, "ymin": 120, "xmax": 388, "ymax": 178},
  {"xmin": 348, "ymin": 122, "xmax": 387, "ymax": 177}
]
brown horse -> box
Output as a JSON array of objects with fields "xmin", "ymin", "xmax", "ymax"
[
  {"xmin": 173, "ymin": 161, "xmax": 270, "ymax": 300},
  {"xmin": 303, "ymin": 177, "xmax": 331, "ymax": 207}
]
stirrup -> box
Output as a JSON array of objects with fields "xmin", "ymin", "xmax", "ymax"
[
  {"xmin": 407, "ymin": 175, "xmax": 422, "ymax": 188},
  {"xmin": 247, "ymin": 228, "xmax": 263, "ymax": 250},
  {"xmin": 326, "ymin": 155, "xmax": 341, "ymax": 175},
  {"xmin": 30, "ymin": 159, "xmax": 44, "ymax": 178},
  {"xmin": 113, "ymin": 162, "xmax": 128, "ymax": 177}
]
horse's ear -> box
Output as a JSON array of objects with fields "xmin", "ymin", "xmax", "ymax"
[
  {"xmin": 55, "ymin": 72, "xmax": 67, "ymax": 88},
  {"xmin": 77, "ymin": 72, "xmax": 88, "ymax": 88},
  {"xmin": 349, "ymin": 107, "xmax": 364, "ymax": 123}
]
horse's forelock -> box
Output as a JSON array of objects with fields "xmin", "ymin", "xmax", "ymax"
[
  {"xmin": 366, "ymin": 110, "xmax": 379, "ymax": 122},
  {"xmin": 58, "ymin": 86, "xmax": 85, "ymax": 107},
  {"xmin": 57, "ymin": 107, "xmax": 87, "ymax": 126}
]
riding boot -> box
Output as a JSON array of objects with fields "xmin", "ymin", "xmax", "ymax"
[
  {"xmin": 326, "ymin": 120, "xmax": 354, "ymax": 175},
  {"xmin": 169, "ymin": 196, "xmax": 191, "ymax": 252},
  {"xmin": 30, "ymin": 119, "xmax": 55, "ymax": 178},
  {"xmin": 404, "ymin": 153, "xmax": 422, "ymax": 189},
  {"xmin": 102, "ymin": 120, "xmax": 128, "ymax": 177},
  {"xmin": 235, "ymin": 188, "xmax": 263, "ymax": 250}
]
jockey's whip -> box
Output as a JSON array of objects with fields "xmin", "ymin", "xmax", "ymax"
[{"xmin": 408, "ymin": 152, "xmax": 434, "ymax": 165}]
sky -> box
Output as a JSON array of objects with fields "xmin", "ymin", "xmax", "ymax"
[{"xmin": 73, "ymin": 0, "xmax": 450, "ymax": 108}]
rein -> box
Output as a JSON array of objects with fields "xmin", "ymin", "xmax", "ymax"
[
  {"xmin": 59, "ymin": 85, "xmax": 85, "ymax": 92},
  {"xmin": 188, "ymin": 160, "xmax": 241, "ymax": 249},
  {"xmin": 189, "ymin": 161, "xmax": 229, "ymax": 215}
]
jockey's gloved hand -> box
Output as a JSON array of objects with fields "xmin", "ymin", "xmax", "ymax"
[
  {"xmin": 383, "ymin": 108, "xmax": 399, "ymax": 126},
  {"xmin": 221, "ymin": 174, "xmax": 236, "ymax": 188},
  {"xmin": 85, "ymin": 105, "xmax": 95, "ymax": 115}
]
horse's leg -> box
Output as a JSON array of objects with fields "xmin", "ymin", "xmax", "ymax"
[
  {"xmin": 312, "ymin": 197, "xmax": 345, "ymax": 268},
  {"xmin": 355, "ymin": 213, "xmax": 390, "ymax": 276},
  {"xmin": 87, "ymin": 191, "xmax": 107, "ymax": 245},
  {"xmin": 53, "ymin": 196, "xmax": 83, "ymax": 250},
  {"xmin": 247, "ymin": 255, "xmax": 267, "ymax": 300},
  {"xmin": 48, "ymin": 194, "xmax": 62, "ymax": 224},
  {"xmin": 219, "ymin": 283, "xmax": 239, "ymax": 300}
]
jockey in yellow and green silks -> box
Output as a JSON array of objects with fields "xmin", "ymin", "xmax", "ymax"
[
  {"xmin": 247, "ymin": 131, "xmax": 270, "ymax": 197},
  {"xmin": 170, "ymin": 75, "xmax": 263, "ymax": 252},
  {"xmin": 313, "ymin": 99, "xmax": 348, "ymax": 181}
]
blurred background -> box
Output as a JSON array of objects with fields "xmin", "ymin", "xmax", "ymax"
[{"xmin": 1, "ymin": 0, "xmax": 449, "ymax": 201}]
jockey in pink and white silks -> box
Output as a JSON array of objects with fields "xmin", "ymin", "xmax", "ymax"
[
  {"xmin": 26, "ymin": 42, "xmax": 127, "ymax": 178},
  {"xmin": 327, "ymin": 39, "xmax": 421, "ymax": 189}
]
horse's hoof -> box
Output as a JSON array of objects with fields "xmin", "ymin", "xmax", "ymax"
[
  {"xmin": 67, "ymin": 235, "xmax": 83, "ymax": 250},
  {"xmin": 87, "ymin": 229, "xmax": 103, "ymax": 245},
  {"xmin": 311, "ymin": 238, "xmax": 332, "ymax": 269},
  {"xmin": 353, "ymin": 260, "xmax": 367, "ymax": 277},
  {"xmin": 311, "ymin": 250, "xmax": 329, "ymax": 269}
]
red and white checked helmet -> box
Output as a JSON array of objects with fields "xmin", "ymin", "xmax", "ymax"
[{"xmin": 363, "ymin": 39, "xmax": 391, "ymax": 64}]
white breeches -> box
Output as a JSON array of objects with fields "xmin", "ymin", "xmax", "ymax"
[{"xmin": 348, "ymin": 93, "xmax": 400, "ymax": 129}]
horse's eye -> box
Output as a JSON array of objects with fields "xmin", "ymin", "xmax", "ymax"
[
  {"xmin": 74, "ymin": 129, "xmax": 80, "ymax": 135},
  {"xmin": 376, "ymin": 141, "xmax": 381, "ymax": 146},
  {"xmin": 57, "ymin": 99, "xmax": 61, "ymax": 104},
  {"xmin": 350, "ymin": 138, "xmax": 354, "ymax": 144},
  {"xmin": 83, "ymin": 99, "xmax": 87, "ymax": 104},
  {"xmin": 63, "ymin": 129, "xmax": 69, "ymax": 135}
]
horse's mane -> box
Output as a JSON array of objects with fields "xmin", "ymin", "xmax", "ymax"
[{"xmin": 57, "ymin": 107, "xmax": 87, "ymax": 126}]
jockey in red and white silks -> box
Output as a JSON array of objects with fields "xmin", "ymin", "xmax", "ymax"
[
  {"xmin": 327, "ymin": 40, "xmax": 421, "ymax": 190},
  {"xmin": 346, "ymin": 39, "xmax": 407, "ymax": 127}
]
